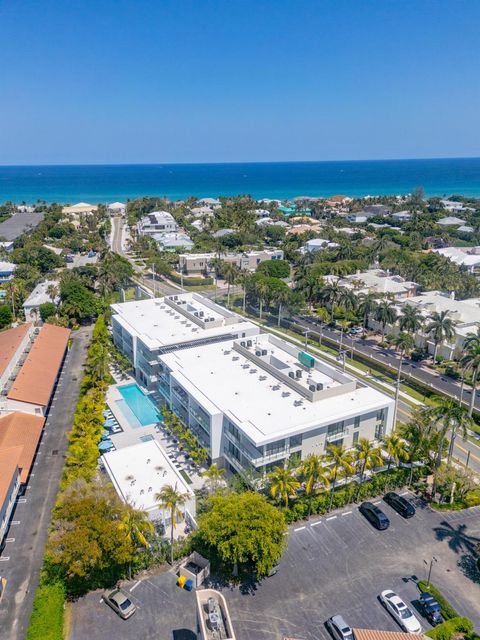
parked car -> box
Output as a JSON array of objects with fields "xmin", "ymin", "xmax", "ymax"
[
  {"xmin": 326, "ymin": 615, "xmax": 354, "ymax": 640},
  {"xmin": 359, "ymin": 501, "xmax": 390, "ymax": 530},
  {"xmin": 103, "ymin": 588, "xmax": 137, "ymax": 619},
  {"xmin": 379, "ymin": 590, "xmax": 422, "ymax": 633},
  {"xmin": 419, "ymin": 592, "xmax": 443, "ymax": 626},
  {"xmin": 383, "ymin": 492, "xmax": 416, "ymax": 518}
]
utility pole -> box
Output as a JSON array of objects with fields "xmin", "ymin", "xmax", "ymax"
[
  {"xmin": 303, "ymin": 329, "xmax": 310, "ymax": 350},
  {"xmin": 392, "ymin": 358, "xmax": 403, "ymax": 429},
  {"xmin": 425, "ymin": 556, "xmax": 437, "ymax": 587}
]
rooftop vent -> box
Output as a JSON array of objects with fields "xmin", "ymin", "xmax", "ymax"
[
  {"xmin": 262, "ymin": 349, "xmax": 267, "ymax": 356},
  {"xmin": 288, "ymin": 371, "xmax": 295, "ymax": 379},
  {"xmin": 282, "ymin": 391, "xmax": 291, "ymax": 397},
  {"xmin": 309, "ymin": 384, "xmax": 316, "ymax": 392},
  {"xmin": 295, "ymin": 370, "xmax": 302, "ymax": 378},
  {"xmin": 272, "ymin": 384, "xmax": 280, "ymax": 390},
  {"xmin": 259, "ymin": 375, "xmax": 267, "ymax": 381},
  {"xmin": 232, "ymin": 356, "xmax": 239, "ymax": 361}
]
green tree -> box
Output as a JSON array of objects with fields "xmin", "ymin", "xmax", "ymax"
[
  {"xmin": 460, "ymin": 329, "xmax": 480, "ymax": 416},
  {"xmin": 256, "ymin": 259, "xmax": 290, "ymax": 279},
  {"xmin": 223, "ymin": 262, "xmax": 240, "ymax": 306},
  {"xmin": 196, "ymin": 492, "xmax": 286, "ymax": 578},
  {"xmin": 357, "ymin": 292, "xmax": 377, "ymax": 338},
  {"xmin": 300, "ymin": 454, "xmax": 330, "ymax": 516},
  {"xmin": 425, "ymin": 310, "xmax": 455, "ymax": 363},
  {"xmin": 118, "ymin": 505, "xmax": 155, "ymax": 579},
  {"xmin": 319, "ymin": 281, "xmax": 342, "ymax": 322},
  {"xmin": 354, "ymin": 438, "xmax": 383, "ymax": 498},
  {"xmin": 201, "ymin": 463, "xmax": 226, "ymax": 494},
  {"xmin": 155, "ymin": 483, "xmax": 188, "ymax": 565},
  {"xmin": 398, "ymin": 304, "xmax": 423, "ymax": 334},
  {"xmin": 382, "ymin": 432, "xmax": 408, "ymax": 471},
  {"xmin": 39, "ymin": 302, "xmax": 56, "ymax": 322},
  {"xmin": 325, "ymin": 444, "xmax": 354, "ymax": 510},
  {"xmin": 267, "ymin": 466, "xmax": 300, "ymax": 508},
  {"xmin": 0, "ymin": 304, "xmax": 13, "ymax": 329},
  {"xmin": 374, "ymin": 299, "xmax": 397, "ymax": 341}
]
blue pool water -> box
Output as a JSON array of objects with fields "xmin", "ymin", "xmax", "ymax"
[{"xmin": 118, "ymin": 384, "xmax": 161, "ymax": 426}]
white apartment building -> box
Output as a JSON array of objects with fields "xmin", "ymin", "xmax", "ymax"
[
  {"xmin": 177, "ymin": 249, "xmax": 284, "ymax": 276},
  {"xmin": 111, "ymin": 293, "xmax": 259, "ymax": 391},
  {"xmin": 111, "ymin": 294, "xmax": 394, "ymax": 477},
  {"xmin": 137, "ymin": 211, "xmax": 179, "ymax": 237},
  {"xmin": 159, "ymin": 334, "xmax": 394, "ymax": 476},
  {"xmin": 325, "ymin": 269, "xmax": 419, "ymax": 300}
]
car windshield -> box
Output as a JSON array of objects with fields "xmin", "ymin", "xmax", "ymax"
[
  {"xmin": 399, "ymin": 607, "xmax": 413, "ymax": 620},
  {"xmin": 119, "ymin": 599, "xmax": 132, "ymax": 610}
]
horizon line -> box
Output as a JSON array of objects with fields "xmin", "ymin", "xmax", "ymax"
[{"xmin": 1, "ymin": 155, "xmax": 480, "ymax": 168}]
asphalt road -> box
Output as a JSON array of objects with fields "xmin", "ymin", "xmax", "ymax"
[
  {"xmin": 0, "ymin": 326, "xmax": 92, "ymax": 640},
  {"xmin": 70, "ymin": 494, "xmax": 480, "ymax": 640}
]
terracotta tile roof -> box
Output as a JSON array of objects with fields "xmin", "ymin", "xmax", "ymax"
[
  {"xmin": 0, "ymin": 323, "xmax": 32, "ymax": 379},
  {"xmin": 354, "ymin": 629, "xmax": 426, "ymax": 640},
  {"xmin": 7, "ymin": 324, "xmax": 70, "ymax": 407},
  {"xmin": 0, "ymin": 412, "xmax": 45, "ymax": 482},
  {"xmin": 0, "ymin": 446, "xmax": 22, "ymax": 508}
]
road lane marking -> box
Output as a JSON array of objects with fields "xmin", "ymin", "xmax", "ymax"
[
  {"xmin": 130, "ymin": 580, "xmax": 142, "ymax": 592},
  {"xmin": 294, "ymin": 526, "xmax": 306, "ymax": 532},
  {"xmin": 455, "ymin": 443, "xmax": 480, "ymax": 463},
  {"xmin": 310, "ymin": 521, "xmax": 322, "ymax": 527},
  {"xmin": 326, "ymin": 515, "xmax": 337, "ymax": 521}
]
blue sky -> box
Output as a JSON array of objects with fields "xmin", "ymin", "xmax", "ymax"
[{"xmin": 0, "ymin": 0, "xmax": 479, "ymax": 165}]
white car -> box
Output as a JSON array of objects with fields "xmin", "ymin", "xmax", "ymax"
[{"xmin": 380, "ymin": 590, "xmax": 422, "ymax": 633}]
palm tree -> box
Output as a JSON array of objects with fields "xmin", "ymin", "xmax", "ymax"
[
  {"xmin": 357, "ymin": 292, "xmax": 377, "ymax": 338},
  {"xmin": 398, "ymin": 304, "xmax": 423, "ymax": 334},
  {"xmin": 338, "ymin": 288, "xmax": 357, "ymax": 314},
  {"xmin": 255, "ymin": 279, "xmax": 270, "ymax": 320},
  {"xmin": 354, "ymin": 438, "xmax": 383, "ymax": 499},
  {"xmin": 300, "ymin": 454, "xmax": 330, "ymax": 516},
  {"xmin": 390, "ymin": 332, "xmax": 415, "ymax": 427},
  {"xmin": 316, "ymin": 307, "xmax": 330, "ymax": 344},
  {"xmin": 295, "ymin": 268, "xmax": 321, "ymax": 310},
  {"xmin": 118, "ymin": 506, "xmax": 155, "ymax": 578},
  {"xmin": 201, "ymin": 463, "xmax": 225, "ymax": 493},
  {"xmin": 430, "ymin": 399, "xmax": 472, "ymax": 495},
  {"xmin": 425, "ymin": 310, "xmax": 455, "ymax": 363},
  {"xmin": 399, "ymin": 407, "xmax": 438, "ymax": 484},
  {"xmin": 325, "ymin": 444, "xmax": 354, "ymax": 510},
  {"xmin": 46, "ymin": 283, "xmax": 59, "ymax": 304},
  {"xmin": 338, "ymin": 318, "xmax": 350, "ymax": 351},
  {"xmin": 268, "ymin": 466, "xmax": 300, "ymax": 508},
  {"xmin": 460, "ymin": 329, "xmax": 480, "ymax": 416},
  {"xmin": 319, "ymin": 281, "xmax": 341, "ymax": 322},
  {"xmin": 210, "ymin": 257, "xmax": 225, "ymax": 302},
  {"xmin": 223, "ymin": 262, "xmax": 240, "ymax": 307},
  {"xmin": 371, "ymin": 234, "xmax": 392, "ymax": 257},
  {"xmin": 275, "ymin": 287, "xmax": 291, "ymax": 327},
  {"xmin": 155, "ymin": 483, "xmax": 188, "ymax": 565},
  {"xmin": 237, "ymin": 269, "xmax": 250, "ymax": 313},
  {"xmin": 382, "ymin": 433, "xmax": 408, "ymax": 471},
  {"xmin": 374, "ymin": 299, "xmax": 397, "ymax": 342}
]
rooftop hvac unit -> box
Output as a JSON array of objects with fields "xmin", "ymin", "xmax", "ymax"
[
  {"xmin": 209, "ymin": 317, "xmax": 215, "ymax": 321},
  {"xmin": 309, "ymin": 384, "xmax": 316, "ymax": 392},
  {"xmin": 316, "ymin": 383, "xmax": 324, "ymax": 391},
  {"xmin": 242, "ymin": 363, "xmax": 250, "ymax": 369},
  {"xmin": 288, "ymin": 371, "xmax": 295, "ymax": 379},
  {"xmin": 250, "ymin": 368, "xmax": 257, "ymax": 374},
  {"xmin": 262, "ymin": 349, "xmax": 267, "ymax": 356},
  {"xmin": 259, "ymin": 375, "xmax": 267, "ymax": 381},
  {"xmin": 272, "ymin": 384, "xmax": 280, "ymax": 390},
  {"xmin": 295, "ymin": 370, "xmax": 302, "ymax": 378},
  {"xmin": 294, "ymin": 400, "xmax": 302, "ymax": 406},
  {"xmin": 194, "ymin": 312, "xmax": 199, "ymax": 317},
  {"xmin": 282, "ymin": 391, "xmax": 290, "ymax": 397},
  {"xmin": 240, "ymin": 341, "xmax": 246, "ymax": 347},
  {"xmin": 232, "ymin": 356, "xmax": 239, "ymax": 361},
  {"xmin": 207, "ymin": 597, "xmax": 216, "ymax": 613},
  {"xmin": 173, "ymin": 295, "xmax": 178, "ymax": 300},
  {"xmin": 199, "ymin": 311, "xmax": 204, "ymax": 316},
  {"xmin": 255, "ymin": 350, "xmax": 261, "ymax": 356},
  {"xmin": 247, "ymin": 340, "xmax": 252, "ymax": 347}
]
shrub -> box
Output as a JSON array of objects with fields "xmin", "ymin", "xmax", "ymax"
[
  {"xmin": 169, "ymin": 272, "xmax": 213, "ymax": 286},
  {"xmin": 26, "ymin": 580, "xmax": 65, "ymax": 640},
  {"xmin": 426, "ymin": 617, "xmax": 474, "ymax": 640},
  {"xmin": 256, "ymin": 259, "xmax": 290, "ymax": 279}
]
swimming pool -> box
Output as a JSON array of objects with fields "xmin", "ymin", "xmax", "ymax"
[{"xmin": 118, "ymin": 384, "xmax": 161, "ymax": 426}]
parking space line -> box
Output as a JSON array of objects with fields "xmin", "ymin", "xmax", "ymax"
[
  {"xmin": 400, "ymin": 491, "xmax": 409, "ymax": 496},
  {"xmin": 342, "ymin": 511, "xmax": 352, "ymax": 516},
  {"xmin": 294, "ymin": 526, "xmax": 306, "ymax": 532},
  {"xmin": 5, "ymin": 538, "xmax": 15, "ymax": 543},
  {"xmin": 0, "ymin": 557, "xmax": 10, "ymax": 562},
  {"xmin": 130, "ymin": 580, "xmax": 142, "ymax": 592},
  {"xmin": 310, "ymin": 521, "xmax": 322, "ymax": 527},
  {"xmin": 326, "ymin": 515, "xmax": 337, "ymax": 521},
  {"xmin": 16, "ymin": 498, "xmax": 27, "ymax": 504},
  {"xmin": 373, "ymin": 501, "xmax": 382, "ymax": 505},
  {"xmin": 10, "ymin": 521, "xmax": 20, "ymax": 525}
]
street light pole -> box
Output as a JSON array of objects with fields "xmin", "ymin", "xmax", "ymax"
[
  {"xmin": 392, "ymin": 358, "xmax": 403, "ymax": 429},
  {"xmin": 425, "ymin": 556, "xmax": 437, "ymax": 587},
  {"xmin": 304, "ymin": 329, "xmax": 310, "ymax": 350}
]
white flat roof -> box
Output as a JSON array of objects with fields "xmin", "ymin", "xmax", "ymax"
[
  {"xmin": 162, "ymin": 334, "xmax": 392, "ymax": 446},
  {"xmin": 101, "ymin": 439, "xmax": 194, "ymax": 513},
  {"xmin": 111, "ymin": 293, "xmax": 257, "ymax": 350},
  {"xmin": 23, "ymin": 280, "xmax": 58, "ymax": 308}
]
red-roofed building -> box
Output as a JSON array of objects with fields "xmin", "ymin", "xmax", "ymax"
[
  {"xmin": 0, "ymin": 323, "xmax": 34, "ymax": 396},
  {"xmin": 0, "ymin": 446, "xmax": 22, "ymax": 546}
]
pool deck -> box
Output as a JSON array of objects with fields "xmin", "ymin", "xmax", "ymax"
[{"xmin": 105, "ymin": 377, "xmax": 206, "ymax": 492}]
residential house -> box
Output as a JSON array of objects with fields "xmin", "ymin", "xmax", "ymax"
[
  {"xmin": 22, "ymin": 280, "xmax": 59, "ymax": 323},
  {"xmin": 0, "ymin": 261, "xmax": 16, "ymax": 283},
  {"xmin": 107, "ymin": 202, "xmax": 126, "ymax": 216}
]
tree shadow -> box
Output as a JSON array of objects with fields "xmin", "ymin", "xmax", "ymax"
[
  {"xmin": 172, "ymin": 630, "xmax": 197, "ymax": 640},
  {"xmin": 433, "ymin": 520, "xmax": 480, "ymax": 555},
  {"xmin": 457, "ymin": 554, "xmax": 480, "ymax": 584}
]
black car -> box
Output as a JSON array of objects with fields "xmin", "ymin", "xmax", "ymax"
[
  {"xmin": 359, "ymin": 501, "xmax": 390, "ymax": 530},
  {"xmin": 420, "ymin": 592, "xmax": 443, "ymax": 626},
  {"xmin": 383, "ymin": 492, "xmax": 416, "ymax": 518}
]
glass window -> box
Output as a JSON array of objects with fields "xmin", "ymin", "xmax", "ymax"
[
  {"xmin": 325, "ymin": 437, "xmax": 343, "ymax": 450},
  {"xmin": 290, "ymin": 434, "xmax": 303, "ymax": 448},
  {"xmin": 352, "ymin": 431, "xmax": 359, "ymax": 444},
  {"xmin": 328, "ymin": 421, "xmax": 345, "ymax": 436},
  {"xmin": 354, "ymin": 416, "xmax": 360, "ymax": 429}
]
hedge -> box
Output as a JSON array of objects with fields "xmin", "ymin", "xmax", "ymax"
[
  {"xmin": 169, "ymin": 272, "xmax": 213, "ymax": 286},
  {"xmin": 417, "ymin": 581, "xmax": 460, "ymax": 620},
  {"xmin": 425, "ymin": 617, "xmax": 473, "ymax": 640},
  {"xmin": 26, "ymin": 580, "xmax": 65, "ymax": 640},
  {"xmin": 281, "ymin": 466, "xmax": 426, "ymax": 524}
]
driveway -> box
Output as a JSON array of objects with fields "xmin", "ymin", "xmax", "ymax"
[
  {"xmin": 69, "ymin": 493, "xmax": 480, "ymax": 640},
  {"xmin": 0, "ymin": 326, "xmax": 92, "ymax": 640}
]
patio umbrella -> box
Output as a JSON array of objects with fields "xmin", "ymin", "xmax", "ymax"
[
  {"xmin": 104, "ymin": 419, "xmax": 116, "ymax": 427},
  {"xmin": 98, "ymin": 439, "xmax": 113, "ymax": 452},
  {"xmin": 102, "ymin": 410, "xmax": 111, "ymax": 417},
  {"xmin": 101, "ymin": 430, "xmax": 110, "ymax": 439}
]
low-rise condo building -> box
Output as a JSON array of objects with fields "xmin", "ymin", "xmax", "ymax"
[
  {"xmin": 0, "ymin": 261, "xmax": 16, "ymax": 283},
  {"xmin": 159, "ymin": 334, "xmax": 393, "ymax": 477},
  {"xmin": 111, "ymin": 293, "xmax": 259, "ymax": 391},
  {"xmin": 137, "ymin": 211, "xmax": 178, "ymax": 236},
  {"xmin": 0, "ymin": 323, "xmax": 34, "ymax": 400},
  {"xmin": 178, "ymin": 249, "xmax": 284, "ymax": 276},
  {"xmin": 325, "ymin": 270, "xmax": 419, "ymax": 299}
]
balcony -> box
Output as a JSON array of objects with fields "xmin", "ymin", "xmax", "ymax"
[
  {"xmin": 171, "ymin": 387, "xmax": 189, "ymax": 409},
  {"xmin": 325, "ymin": 429, "xmax": 349, "ymax": 443}
]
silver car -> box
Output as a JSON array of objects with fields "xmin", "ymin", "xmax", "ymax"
[
  {"xmin": 103, "ymin": 588, "xmax": 137, "ymax": 620},
  {"xmin": 326, "ymin": 615, "xmax": 354, "ymax": 640}
]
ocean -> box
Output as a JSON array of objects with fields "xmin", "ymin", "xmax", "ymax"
[{"xmin": 0, "ymin": 158, "xmax": 480, "ymax": 204}]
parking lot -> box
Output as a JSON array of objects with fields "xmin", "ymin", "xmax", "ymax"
[{"xmin": 70, "ymin": 493, "xmax": 480, "ymax": 640}]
